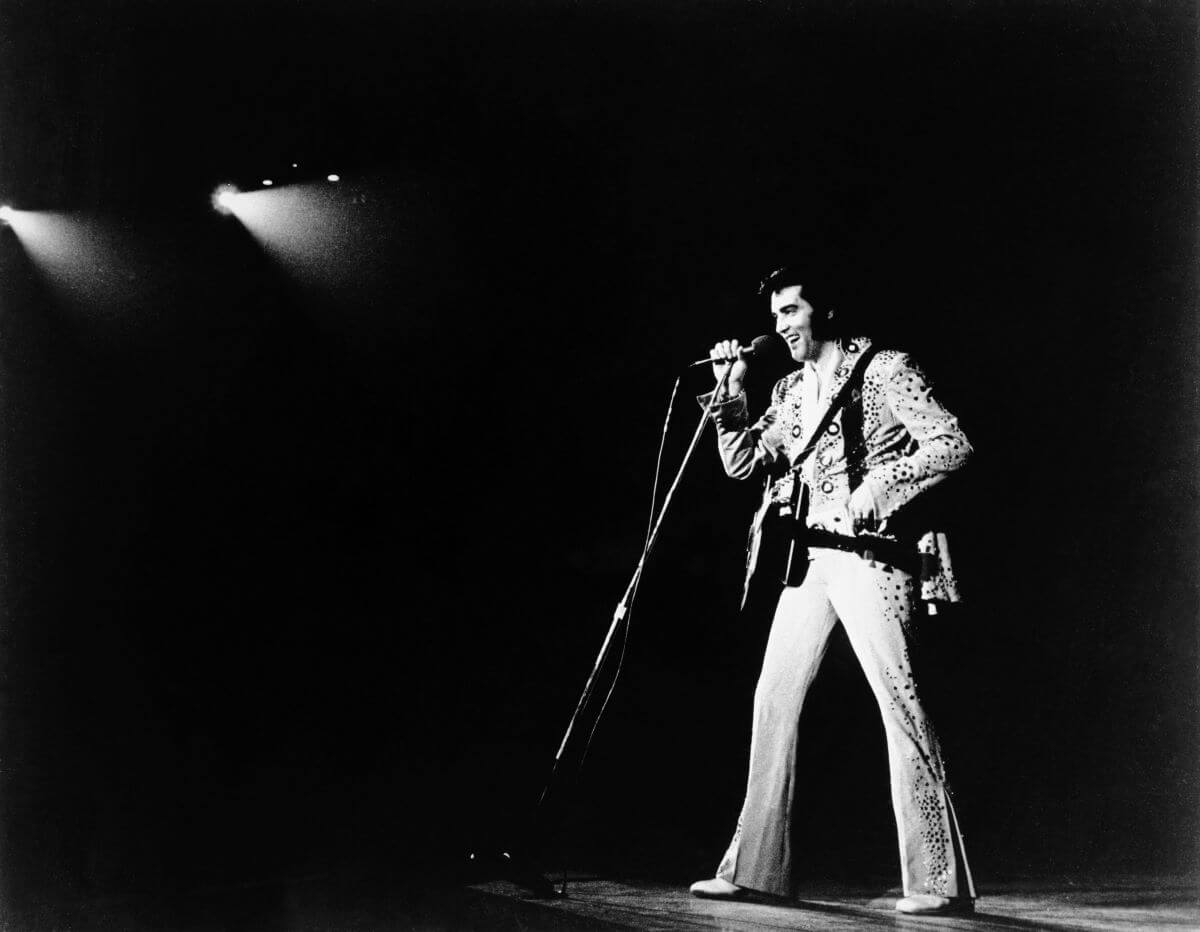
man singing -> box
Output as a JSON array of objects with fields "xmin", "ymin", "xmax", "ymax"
[{"xmin": 688, "ymin": 266, "xmax": 977, "ymax": 916}]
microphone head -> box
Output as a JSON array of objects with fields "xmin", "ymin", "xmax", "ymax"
[{"xmin": 746, "ymin": 334, "xmax": 778, "ymax": 358}]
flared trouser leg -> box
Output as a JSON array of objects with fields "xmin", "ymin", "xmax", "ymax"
[
  {"xmin": 715, "ymin": 565, "xmax": 838, "ymax": 897},
  {"xmin": 715, "ymin": 549, "xmax": 974, "ymax": 899},
  {"xmin": 825, "ymin": 550, "xmax": 974, "ymax": 899}
]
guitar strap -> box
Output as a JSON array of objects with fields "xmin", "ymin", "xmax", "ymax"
[
  {"xmin": 742, "ymin": 344, "xmax": 881, "ymax": 606},
  {"xmin": 780, "ymin": 344, "xmax": 881, "ymax": 586},
  {"xmin": 791, "ymin": 344, "xmax": 881, "ymax": 476}
]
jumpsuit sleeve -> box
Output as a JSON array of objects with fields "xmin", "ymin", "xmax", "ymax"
[
  {"xmin": 696, "ymin": 379, "xmax": 788, "ymax": 481},
  {"xmin": 860, "ymin": 354, "xmax": 972, "ymax": 520}
]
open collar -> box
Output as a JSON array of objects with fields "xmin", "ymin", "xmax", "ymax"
[{"xmin": 821, "ymin": 336, "xmax": 873, "ymax": 403}]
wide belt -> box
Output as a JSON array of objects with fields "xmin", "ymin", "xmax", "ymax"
[{"xmin": 764, "ymin": 509, "xmax": 922, "ymax": 576}]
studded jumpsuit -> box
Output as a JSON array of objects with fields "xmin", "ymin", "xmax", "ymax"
[{"xmin": 698, "ymin": 336, "xmax": 976, "ymax": 900}]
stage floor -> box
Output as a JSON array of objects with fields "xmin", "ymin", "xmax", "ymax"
[
  {"xmin": 468, "ymin": 876, "xmax": 1200, "ymax": 931},
  {"xmin": 10, "ymin": 870, "xmax": 1199, "ymax": 929}
]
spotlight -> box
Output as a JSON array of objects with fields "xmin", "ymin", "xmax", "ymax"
[
  {"xmin": 212, "ymin": 184, "xmax": 240, "ymax": 214},
  {"xmin": 0, "ymin": 205, "xmax": 13, "ymax": 224},
  {"xmin": 262, "ymin": 179, "xmax": 274, "ymax": 187},
  {"xmin": 326, "ymin": 174, "xmax": 340, "ymax": 183}
]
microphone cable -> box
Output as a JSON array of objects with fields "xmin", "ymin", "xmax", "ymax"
[
  {"xmin": 574, "ymin": 375, "xmax": 681, "ymax": 770},
  {"xmin": 538, "ymin": 365, "xmax": 731, "ymax": 898}
]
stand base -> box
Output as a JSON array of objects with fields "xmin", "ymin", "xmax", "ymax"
[{"xmin": 464, "ymin": 848, "xmax": 563, "ymax": 899}]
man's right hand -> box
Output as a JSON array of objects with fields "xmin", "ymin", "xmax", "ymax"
[{"xmin": 710, "ymin": 339, "xmax": 750, "ymax": 398}]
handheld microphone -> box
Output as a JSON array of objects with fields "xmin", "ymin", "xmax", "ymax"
[{"xmin": 688, "ymin": 334, "xmax": 778, "ymax": 368}]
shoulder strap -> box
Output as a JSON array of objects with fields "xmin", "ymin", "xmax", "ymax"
[{"xmin": 790, "ymin": 345, "xmax": 880, "ymax": 471}]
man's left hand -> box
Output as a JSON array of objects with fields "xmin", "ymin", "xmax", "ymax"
[{"xmin": 848, "ymin": 484, "xmax": 878, "ymax": 533}]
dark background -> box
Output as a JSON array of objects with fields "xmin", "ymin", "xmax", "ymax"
[{"xmin": 0, "ymin": 0, "xmax": 1196, "ymax": 926}]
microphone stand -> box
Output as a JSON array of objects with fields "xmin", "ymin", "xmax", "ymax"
[{"xmin": 468, "ymin": 364, "xmax": 735, "ymax": 898}]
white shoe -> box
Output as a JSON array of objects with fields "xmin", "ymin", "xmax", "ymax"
[
  {"xmin": 689, "ymin": 877, "xmax": 747, "ymax": 900},
  {"xmin": 895, "ymin": 894, "xmax": 975, "ymax": 915}
]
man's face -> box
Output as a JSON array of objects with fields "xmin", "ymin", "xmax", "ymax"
[{"xmin": 770, "ymin": 285, "xmax": 821, "ymax": 363}]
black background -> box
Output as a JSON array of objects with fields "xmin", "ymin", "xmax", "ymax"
[{"xmin": 0, "ymin": 0, "xmax": 1197, "ymax": 924}]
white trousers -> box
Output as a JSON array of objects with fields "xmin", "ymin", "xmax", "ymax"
[{"xmin": 715, "ymin": 548, "xmax": 975, "ymax": 899}]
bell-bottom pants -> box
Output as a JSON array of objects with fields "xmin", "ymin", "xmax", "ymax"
[{"xmin": 714, "ymin": 548, "xmax": 975, "ymax": 899}]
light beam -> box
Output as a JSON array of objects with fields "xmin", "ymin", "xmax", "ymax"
[{"xmin": 1, "ymin": 208, "xmax": 193, "ymax": 334}]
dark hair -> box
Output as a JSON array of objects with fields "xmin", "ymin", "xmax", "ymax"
[
  {"xmin": 757, "ymin": 264, "xmax": 808, "ymax": 298},
  {"xmin": 757, "ymin": 264, "xmax": 840, "ymax": 340}
]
